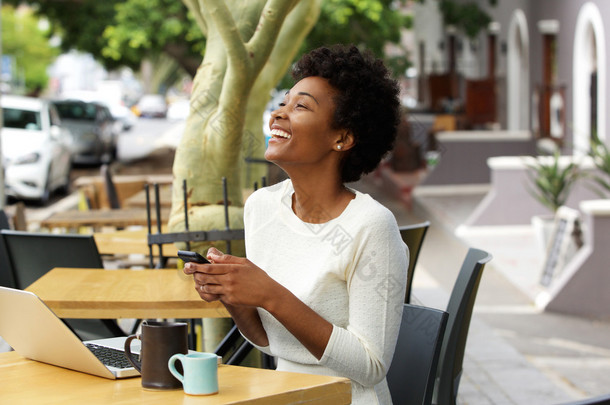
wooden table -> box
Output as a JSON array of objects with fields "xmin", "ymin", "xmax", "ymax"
[
  {"xmin": 124, "ymin": 185, "xmax": 173, "ymax": 208},
  {"xmin": 0, "ymin": 351, "xmax": 351, "ymax": 404},
  {"xmin": 40, "ymin": 207, "xmax": 170, "ymax": 229},
  {"xmin": 94, "ymin": 228, "xmax": 178, "ymax": 257},
  {"xmin": 25, "ymin": 268, "xmax": 229, "ymax": 319}
]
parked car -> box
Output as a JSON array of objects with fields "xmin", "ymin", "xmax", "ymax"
[
  {"xmin": 136, "ymin": 94, "xmax": 168, "ymax": 118},
  {"xmin": 106, "ymin": 102, "xmax": 138, "ymax": 132},
  {"xmin": 52, "ymin": 99, "xmax": 117, "ymax": 165},
  {"xmin": 60, "ymin": 90, "xmax": 138, "ymax": 133},
  {"xmin": 1, "ymin": 95, "xmax": 73, "ymax": 203}
]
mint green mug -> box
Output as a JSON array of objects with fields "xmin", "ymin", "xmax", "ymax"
[{"xmin": 168, "ymin": 352, "xmax": 219, "ymax": 396}]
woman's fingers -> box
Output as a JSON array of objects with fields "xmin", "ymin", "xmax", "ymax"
[
  {"xmin": 193, "ymin": 272, "xmax": 223, "ymax": 285},
  {"xmin": 196, "ymin": 284, "xmax": 221, "ymax": 302},
  {"xmin": 207, "ymin": 247, "xmax": 224, "ymax": 258}
]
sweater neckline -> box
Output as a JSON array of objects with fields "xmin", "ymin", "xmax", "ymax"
[{"xmin": 278, "ymin": 180, "xmax": 362, "ymax": 234}]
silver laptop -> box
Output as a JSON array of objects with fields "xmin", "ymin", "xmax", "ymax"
[{"xmin": 0, "ymin": 286, "xmax": 140, "ymax": 379}]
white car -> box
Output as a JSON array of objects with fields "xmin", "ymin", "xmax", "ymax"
[
  {"xmin": 1, "ymin": 95, "xmax": 73, "ymax": 203},
  {"xmin": 136, "ymin": 94, "xmax": 168, "ymax": 118}
]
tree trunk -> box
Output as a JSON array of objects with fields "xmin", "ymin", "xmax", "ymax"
[{"xmin": 170, "ymin": 0, "xmax": 321, "ymax": 257}]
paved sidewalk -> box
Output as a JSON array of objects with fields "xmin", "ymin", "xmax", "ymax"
[{"xmin": 355, "ymin": 174, "xmax": 610, "ymax": 404}]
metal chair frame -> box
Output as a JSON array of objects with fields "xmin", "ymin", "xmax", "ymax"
[{"xmin": 399, "ymin": 221, "xmax": 430, "ymax": 304}]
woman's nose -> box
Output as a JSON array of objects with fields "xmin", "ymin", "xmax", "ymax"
[
  {"xmin": 271, "ymin": 108, "xmax": 285, "ymax": 120},
  {"xmin": 271, "ymin": 107, "xmax": 286, "ymax": 120}
]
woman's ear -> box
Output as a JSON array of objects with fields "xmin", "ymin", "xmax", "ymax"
[{"xmin": 336, "ymin": 130, "xmax": 355, "ymax": 151}]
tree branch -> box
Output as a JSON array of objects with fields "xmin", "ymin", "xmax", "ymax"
[
  {"xmin": 183, "ymin": 0, "xmax": 207, "ymax": 37},
  {"xmin": 254, "ymin": 0, "xmax": 321, "ymax": 90},
  {"xmin": 247, "ymin": 0, "xmax": 300, "ymax": 72},
  {"xmin": 201, "ymin": 0, "xmax": 247, "ymax": 70}
]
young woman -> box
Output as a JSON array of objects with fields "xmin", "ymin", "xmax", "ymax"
[{"xmin": 184, "ymin": 44, "xmax": 408, "ymax": 404}]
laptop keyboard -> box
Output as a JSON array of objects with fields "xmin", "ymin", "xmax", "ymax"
[{"xmin": 85, "ymin": 343, "xmax": 137, "ymax": 369}]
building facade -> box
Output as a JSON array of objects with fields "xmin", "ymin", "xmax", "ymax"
[{"xmin": 413, "ymin": 0, "xmax": 610, "ymax": 154}]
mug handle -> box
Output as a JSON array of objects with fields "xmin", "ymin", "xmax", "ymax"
[
  {"xmin": 168, "ymin": 354, "xmax": 185, "ymax": 383},
  {"xmin": 124, "ymin": 335, "xmax": 142, "ymax": 372}
]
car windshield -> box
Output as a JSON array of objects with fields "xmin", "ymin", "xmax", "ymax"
[
  {"xmin": 2, "ymin": 107, "xmax": 42, "ymax": 130},
  {"xmin": 54, "ymin": 102, "xmax": 97, "ymax": 121}
]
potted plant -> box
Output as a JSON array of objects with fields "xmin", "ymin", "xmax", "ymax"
[
  {"xmin": 587, "ymin": 133, "xmax": 610, "ymax": 197},
  {"xmin": 525, "ymin": 148, "xmax": 582, "ymax": 251}
]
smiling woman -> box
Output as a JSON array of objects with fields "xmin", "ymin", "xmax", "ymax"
[{"xmin": 184, "ymin": 45, "xmax": 406, "ymax": 405}]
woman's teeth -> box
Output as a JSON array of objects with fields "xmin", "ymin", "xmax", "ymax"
[{"xmin": 271, "ymin": 129, "xmax": 291, "ymax": 139}]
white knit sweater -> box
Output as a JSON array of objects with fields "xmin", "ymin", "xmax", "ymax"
[{"xmin": 244, "ymin": 180, "xmax": 408, "ymax": 404}]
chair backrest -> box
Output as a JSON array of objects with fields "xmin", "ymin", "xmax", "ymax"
[
  {"xmin": 0, "ymin": 232, "xmax": 17, "ymax": 288},
  {"xmin": 399, "ymin": 221, "xmax": 430, "ymax": 304},
  {"xmin": 0, "ymin": 230, "xmax": 104, "ymax": 289},
  {"xmin": 0, "ymin": 209, "xmax": 10, "ymax": 230},
  {"xmin": 101, "ymin": 164, "xmax": 121, "ymax": 209},
  {"xmin": 434, "ymin": 248, "xmax": 492, "ymax": 405},
  {"xmin": 558, "ymin": 393, "xmax": 610, "ymax": 405},
  {"xmin": 1, "ymin": 230, "xmax": 124, "ymax": 340},
  {"xmin": 387, "ymin": 303, "xmax": 448, "ymax": 405}
]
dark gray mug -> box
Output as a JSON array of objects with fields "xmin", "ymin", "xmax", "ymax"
[{"xmin": 124, "ymin": 321, "xmax": 188, "ymax": 390}]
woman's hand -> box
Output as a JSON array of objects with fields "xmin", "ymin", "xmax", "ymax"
[{"xmin": 183, "ymin": 247, "xmax": 275, "ymax": 307}]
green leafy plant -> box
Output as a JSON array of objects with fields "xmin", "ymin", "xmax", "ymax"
[
  {"xmin": 525, "ymin": 150, "xmax": 582, "ymax": 214},
  {"xmin": 588, "ymin": 133, "xmax": 610, "ymax": 197}
]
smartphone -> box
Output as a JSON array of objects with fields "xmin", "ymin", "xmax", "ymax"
[{"xmin": 177, "ymin": 250, "xmax": 211, "ymax": 264}]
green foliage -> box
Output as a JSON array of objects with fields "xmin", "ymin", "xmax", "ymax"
[
  {"xmin": 278, "ymin": 0, "xmax": 411, "ymax": 88},
  {"xmin": 1, "ymin": 5, "xmax": 59, "ymax": 93},
  {"xmin": 102, "ymin": 0, "xmax": 205, "ymax": 75},
  {"xmin": 588, "ymin": 133, "xmax": 610, "ymax": 197},
  {"xmin": 438, "ymin": 0, "xmax": 491, "ymax": 39},
  {"xmin": 525, "ymin": 150, "xmax": 582, "ymax": 214},
  {"xmin": 9, "ymin": 0, "xmax": 204, "ymax": 77},
  {"xmin": 12, "ymin": 1, "xmax": 124, "ymax": 70}
]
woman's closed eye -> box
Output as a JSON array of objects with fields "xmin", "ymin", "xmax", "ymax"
[{"xmin": 277, "ymin": 101, "xmax": 309, "ymax": 110}]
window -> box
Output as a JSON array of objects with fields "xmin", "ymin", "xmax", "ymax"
[{"xmin": 2, "ymin": 108, "xmax": 42, "ymax": 130}]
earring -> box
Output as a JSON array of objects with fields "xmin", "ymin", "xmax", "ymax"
[{"xmin": 337, "ymin": 145, "xmax": 342, "ymax": 150}]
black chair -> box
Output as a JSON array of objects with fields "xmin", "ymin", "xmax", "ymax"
[
  {"xmin": 0, "ymin": 230, "xmax": 125, "ymax": 340},
  {"xmin": 0, "ymin": 209, "xmax": 10, "ymax": 230},
  {"xmin": 399, "ymin": 221, "xmax": 430, "ymax": 304},
  {"xmin": 214, "ymin": 324, "xmax": 275, "ymax": 369},
  {"xmin": 101, "ymin": 164, "xmax": 121, "ymax": 209},
  {"xmin": 387, "ymin": 304, "xmax": 448, "ymax": 405},
  {"xmin": 433, "ymin": 248, "xmax": 492, "ymax": 405},
  {"xmin": 0, "ymin": 215, "xmax": 17, "ymax": 288},
  {"xmin": 558, "ymin": 393, "xmax": 610, "ymax": 405}
]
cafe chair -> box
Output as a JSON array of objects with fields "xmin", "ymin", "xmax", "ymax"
[
  {"xmin": 214, "ymin": 324, "xmax": 276, "ymax": 369},
  {"xmin": 387, "ymin": 303, "xmax": 448, "ymax": 405},
  {"xmin": 0, "ymin": 212, "xmax": 16, "ymax": 288},
  {"xmin": 558, "ymin": 393, "xmax": 610, "ymax": 405},
  {"xmin": 433, "ymin": 248, "xmax": 492, "ymax": 405},
  {"xmin": 0, "ymin": 230, "xmax": 126, "ymax": 340},
  {"xmin": 0, "ymin": 232, "xmax": 17, "ymax": 288},
  {"xmin": 399, "ymin": 221, "xmax": 431, "ymax": 304},
  {"xmin": 101, "ymin": 163, "xmax": 121, "ymax": 209},
  {"xmin": 0, "ymin": 209, "xmax": 10, "ymax": 230}
]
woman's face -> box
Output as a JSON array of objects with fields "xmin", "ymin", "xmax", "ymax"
[{"xmin": 265, "ymin": 76, "xmax": 345, "ymax": 168}]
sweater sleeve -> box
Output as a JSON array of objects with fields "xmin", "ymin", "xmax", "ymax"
[{"xmin": 318, "ymin": 209, "xmax": 408, "ymax": 387}]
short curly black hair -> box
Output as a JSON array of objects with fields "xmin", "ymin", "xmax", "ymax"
[{"xmin": 292, "ymin": 44, "xmax": 400, "ymax": 183}]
